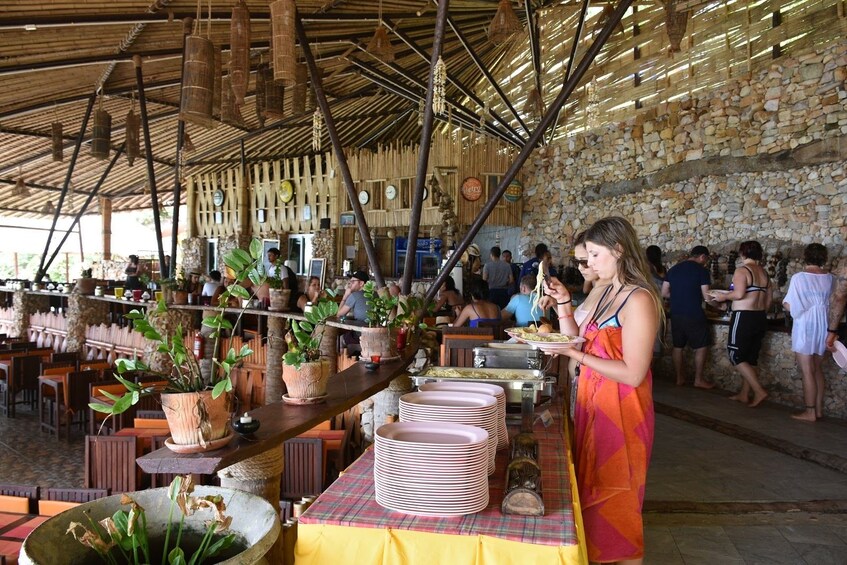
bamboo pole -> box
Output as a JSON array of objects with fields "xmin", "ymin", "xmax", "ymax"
[
  {"xmin": 295, "ymin": 12, "xmax": 385, "ymax": 287},
  {"xmin": 424, "ymin": 0, "xmax": 636, "ymax": 304},
  {"xmin": 168, "ymin": 17, "xmax": 193, "ymax": 279},
  {"xmin": 549, "ymin": 0, "xmax": 590, "ymax": 142},
  {"xmin": 101, "ymin": 197, "xmax": 112, "ymax": 260},
  {"xmin": 401, "ymin": 0, "xmax": 449, "ymax": 295},
  {"xmin": 35, "ymin": 93, "xmax": 95, "ymax": 282}
]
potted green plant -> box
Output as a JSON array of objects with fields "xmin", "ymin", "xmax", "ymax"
[
  {"xmin": 171, "ymin": 270, "xmax": 191, "ymax": 305},
  {"xmin": 90, "ymin": 239, "xmax": 267, "ymax": 452},
  {"xmin": 281, "ymin": 290, "xmax": 338, "ymax": 402},
  {"xmin": 76, "ymin": 266, "xmax": 97, "ymax": 295},
  {"xmin": 20, "ymin": 475, "xmax": 279, "ymax": 565},
  {"xmin": 360, "ymin": 281, "xmax": 400, "ymax": 362},
  {"xmin": 267, "ymin": 260, "xmax": 290, "ymax": 312}
]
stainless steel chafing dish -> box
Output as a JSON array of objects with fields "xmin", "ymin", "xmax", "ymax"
[
  {"xmin": 410, "ymin": 367, "xmax": 553, "ymax": 404},
  {"xmin": 473, "ymin": 343, "xmax": 542, "ymax": 370}
]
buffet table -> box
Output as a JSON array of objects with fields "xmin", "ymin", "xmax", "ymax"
[{"xmin": 296, "ymin": 406, "xmax": 587, "ymax": 564}]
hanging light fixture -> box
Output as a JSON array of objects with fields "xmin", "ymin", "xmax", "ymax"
[
  {"xmin": 270, "ymin": 0, "xmax": 297, "ymax": 86},
  {"xmin": 183, "ymin": 130, "xmax": 196, "ymax": 153},
  {"xmin": 523, "ymin": 85, "xmax": 545, "ymax": 119},
  {"xmin": 41, "ymin": 201, "xmax": 55, "ymax": 215},
  {"xmin": 51, "ymin": 121, "xmax": 63, "ymax": 162},
  {"xmin": 368, "ymin": 0, "xmax": 395, "ymax": 63},
  {"xmin": 12, "ymin": 167, "xmax": 30, "ymax": 198},
  {"xmin": 230, "ymin": 0, "xmax": 251, "ymax": 106},
  {"xmin": 488, "ymin": 0, "xmax": 523, "ymax": 45}
]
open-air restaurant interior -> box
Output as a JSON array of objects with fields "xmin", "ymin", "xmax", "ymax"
[{"xmin": 3, "ymin": 0, "xmax": 847, "ymax": 563}]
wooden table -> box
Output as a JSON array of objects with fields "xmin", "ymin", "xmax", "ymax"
[{"xmin": 0, "ymin": 511, "xmax": 49, "ymax": 563}]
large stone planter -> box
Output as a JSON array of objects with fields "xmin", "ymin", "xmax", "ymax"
[
  {"xmin": 282, "ymin": 358, "xmax": 330, "ymax": 399},
  {"xmin": 20, "ymin": 486, "xmax": 280, "ymax": 565},
  {"xmin": 161, "ymin": 390, "xmax": 233, "ymax": 450}
]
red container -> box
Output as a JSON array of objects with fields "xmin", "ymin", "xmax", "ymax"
[
  {"xmin": 396, "ymin": 326, "xmax": 408, "ymax": 351},
  {"xmin": 132, "ymin": 289, "xmax": 143, "ymax": 301}
]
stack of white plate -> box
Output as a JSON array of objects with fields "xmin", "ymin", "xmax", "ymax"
[
  {"xmin": 399, "ymin": 391, "xmax": 498, "ymax": 475},
  {"xmin": 374, "ymin": 421, "xmax": 489, "ymax": 517},
  {"xmin": 418, "ymin": 382, "xmax": 509, "ymax": 451}
]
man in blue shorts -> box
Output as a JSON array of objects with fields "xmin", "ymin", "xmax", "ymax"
[{"xmin": 662, "ymin": 246, "xmax": 715, "ymax": 388}]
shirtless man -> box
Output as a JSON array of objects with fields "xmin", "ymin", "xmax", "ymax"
[{"xmin": 826, "ymin": 267, "xmax": 847, "ymax": 351}]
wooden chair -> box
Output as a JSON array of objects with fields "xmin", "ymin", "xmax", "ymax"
[
  {"xmin": 37, "ymin": 499, "xmax": 79, "ymax": 516},
  {"xmin": 279, "ymin": 500, "xmax": 292, "ymax": 522},
  {"xmin": 281, "ymin": 438, "xmax": 323, "ymax": 500},
  {"xmin": 84, "ymin": 435, "xmax": 141, "ymax": 493},
  {"xmin": 0, "ymin": 484, "xmax": 39, "ymax": 513},
  {"xmin": 133, "ymin": 418, "xmax": 169, "ymax": 429},
  {"xmin": 57, "ymin": 370, "xmax": 100, "ymax": 439},
  {"xmin": 0, "ymin": 354, "xmax": 43, "ymax": 417},
  {"xmin": 0, "ymin": 494, "xmax": 29, "ymax": 513},
  {"xmin": 50, "ymin": 351, "xmax": 79, "ymax": 365},
  {"xmin": 441, "ymin": 336, "xmax": 494, "ymax": 367},
  {"xmin": 136, "ymin": 409, "xmax": 166, "ymax": 419},
  {"xmin": 45, "ymin": 487, "xmax": 109, "ymax": 503}
]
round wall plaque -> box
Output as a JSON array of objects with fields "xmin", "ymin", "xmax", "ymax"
[
  {"xmin": 385, "ymin": 184, "xmax": 397, "ymax": 200},
  {"xmin": 460, "ymin": 177, "xmax": 483, "ymax": 201},
  {"xmin": 212, "ymin": 189, "xmax": 225, "ymax": 207},
  {"xmin": 279, "ymin": 180, "xmax": 294, "ymax": 203},
  {"xmin": 358, "ymin": 190, "xmax": 370, "ymax": 205},
  {"xmin": 504, "ymin": 179, "xmax": 523, "ymax": 203}
]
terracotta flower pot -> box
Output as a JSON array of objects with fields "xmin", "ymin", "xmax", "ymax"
[
  {"xmin": 74, "ymin": 277, "xmax": 97, "ymax": 295},
  {"xmin": 360, "ymin": 327, "xmax": 399, "ymax": 362},
  {"xmin": 172, "ymin": 290, "xmax": 189, "ymax": 305},
  {"xmin": 161, "ymin": 390, "xmax": 232, "ymax": 449},
  {"xmin": 268, "ymin": 288, "xmax": 291, "ymax": 311},
  {"xmin": 282, "ymin": 358, "xmax": 330, "ymax": 399}
]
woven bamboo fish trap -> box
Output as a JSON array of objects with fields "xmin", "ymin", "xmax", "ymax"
[
  {"xmin": 51, "ymin": 122, "xmax": 63, "ymax": 162},
  {"xmin": 230, "ymin": 0, "xmax": 250, "ymax": 106},
  {"xmin": 91, "ymin": 103, "xmax": 111, "ymax": 160},
  {"xmin": 263, "ymin": 66, "xmax": 285, "ymax": 120},
  {"xmin": 213, "ymin": 46, "xmax": 222, "ymax": 120},
  {"xmin": 663, "ymin": 1, "xmax": 690, "ymax": 53},
  {"xmin": 488, "ymin": 0, "xmax": 522, "ymax": 45},
  {"xmin": 291, "ymin": 63, "xmax": 307, "ymax": 116},
  {"xmin": 180, "ymin": 34, "xmax": 216, "ymax": 128},
  {"xmin": 221, "ymin": 75, "xmax": 245, "ymax": 127},
  {"xmin": 270, "ymin": 0, "xmax": 297, "ymax": 86},
  {"xmin": 125, "ymin": 107, "xmax": 140, "ymax": 166},
  {"xmin": 255, "ymin": 63, "xmax": 267, "ymax": 127},
  {"xmin": 367, "ymin": 26, "xmax": 395, "ymax": 63}
]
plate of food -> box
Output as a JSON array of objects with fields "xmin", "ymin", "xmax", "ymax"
[{"xmin": 505, "ymin": 327, "xmax": 585, "ymax": 353}]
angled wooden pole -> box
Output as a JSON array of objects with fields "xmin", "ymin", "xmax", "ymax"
[
  {"xmin": 424, "ymin": 0, "xmax": 635, "ymax": 304},
  {"xmin": 295, "ymin": 12, "xmax": 385, "ymax": 288},
  {"xmin": 549, "ymin": 0, "xmax": 591, "ymax": 142},
  {"xmin": 401, "ymin": 0, "xmax": 449, "ymax": 295},
  {"xmin": 36, "ymin": 93, "xmax": 96, "ymax": 282},
  {"xmin": 134, "ymin": 54, "xmax": 168, "ymax": 278}
]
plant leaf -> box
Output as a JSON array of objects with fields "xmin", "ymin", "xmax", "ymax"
[
  {"xmin": 88, "ymin": 402, "xmax": 114, "ymax": 414},
  {"xmin": 168, "ymin": 547, "xmax": 187, "ymax": 565},
  {"xmin": 212, "ymin": 379, "xmax": 229, "ymax": 399},
  {"xmin": 229, "ymin": 284, "xmax": 250, "ymax": 299},
  {"xmin": 249, "ymin": 238, "xmax": 263, "ymax": 260},
  {"xmin": 203, "ymin": 533, "xmax": 236, "ymax": 560}
]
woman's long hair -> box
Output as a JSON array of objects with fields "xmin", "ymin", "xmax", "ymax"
[{"xmin": 584, "ymin": 216, "xmax": 664, "ymax": 321}]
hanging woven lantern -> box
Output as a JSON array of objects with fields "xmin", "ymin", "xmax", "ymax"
[
  {"xmin": 12, "ymin": 168, "xmax": 30, "ymax": 198},
  {"xmin": 264, "ymin": 67, "xmax": 285, "ymax": 120},
  {"xmin": 270, "ymin": 0, "xmax": 297, "ymax": 86},
  {"xmin": 663, "ymin": 0, "xmax": 690, "ymax": 53},
  {"xmin": 523, "ymin": 85, "xmax": 545, "ymax": 119},
  {"xmin": 51, "ymin": 122, "xmax": 63, "ymax": 162},
  {"xmin": 488, "ymin": 0, "xmax": 522, "ymax": 45},
  {"xmin": 255, "ymin": 63, "xmax": 268, "ymax": 127},
  {"xmin": 230, "ymin": 0, "xmax": 251, "ymax": 106},
  {"xmin": 291, "ymin": 63, "xmax": 307, "ymax": 116},
  {"xmin": 91, "ymin": 98, "xmax": 112, "ymax": 160},
  {"xmin": 41, "ymin": 201, "xmax": 55, "ymax": 215},
  {"xmin": 183, "ymin": 130, "xmax": 196, "ymax": 153},
  {"xmin": 221, "ymin": 75, "xmax": 245, "ymax": 127},
  {"xmin": 179, "ymin": 34, "xmax": 216, "ymax": 128},
  {"xmin": 368, "ymin": 26, "xmax": 395, "ymax": 63},
  {"xmin": 125, "ymin": 104, "xmax": 140, "ymax": 167},
  {"xmin": 212, "ymin": 46, "xmax": 222, "ymax": 119}
]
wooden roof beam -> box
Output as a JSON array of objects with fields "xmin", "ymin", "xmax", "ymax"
[{"xmin": 549, "ymin": 0, "xmax": 591, "ymax": 143}]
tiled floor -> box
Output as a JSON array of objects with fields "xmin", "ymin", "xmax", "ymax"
[{"xmin": 1, "ymin": 379, "xmax": 847, "ymax": 564}]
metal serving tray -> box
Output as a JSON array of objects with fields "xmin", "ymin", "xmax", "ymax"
[
  {"xmin": 473, "ymin": 344, "xmax": 543, "ymax": 370},
  {"xmin": 411, "ymin": 367, "xmax": 548, "ymax": 404}
]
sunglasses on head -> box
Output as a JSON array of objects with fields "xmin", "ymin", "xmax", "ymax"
[{"xmin": 573, "ymin": 259, "xmax": 589, "ymax": 268}]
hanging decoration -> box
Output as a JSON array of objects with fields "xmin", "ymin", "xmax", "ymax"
[
  {"xmin": 270, "ymin": 0, "xmax": 297, "ymax": 86},
  {"xmin": 229, "ymin": 0, "xmax": 251, "ymax": 106},
  {"xmin": 291, "ymin": 63, "xmax": 307, "ymax": 116},
  {"xmin": 180, "ymin": 32, "xmax": 215, "ymax": 127},
  {"xmin": 183, "ymin": 130, "xmax": 196, "ymax": 153},
  {"xmin": 417, "ymin": 98, "xmax": 424, "ymax": 126},
  {"xmin": 586, "ymin": 75, "xmax": 599, "ymax": 130},
  {"xmin": 51, "ymin": 119, "xmax": 63, "ymax": 162},
  {"xmin": 41, "ymin": 201, "xmax": 55, "ymax": 215},
  {"xmin": 368, "ymin": 0, "xmax": 395, "ymax": 63},
  {"xmin": 263, "ymin": 64, "xmax": 285, "ymax": 120},
  {"xmin": 523, "ymin": 83, "xmax": 545, "ymax": 120},
  {"xmin": 662, "ymin": 0, "xmax": 690, "ymax": 53},
  {"xmin": 91, "ymin": 93, "xmax": 112, "ymax": 159},
  {"xmin": 432, "ymin": 56, "xmax": 446, "ymax": 115},
  {"xmin": 212, "ymin": 45, "xmax": 222, "ymax": 120},
  {"xmin": 306, "ymin": 64, "xmax": 322, "ymax": 114},
  {"xmin": 12, "ymin": 167, "xmax": 30, "ymax": 198},
  {"xmin": 255, "ymin": 62, "xmax": 267, "ymax": 127},
  {"xmin": 488, "ymin": 0, "xmax": 523, "ymax": 45},
  {"xmin": 312, "ymin": 108, "xmax": 323, "ymax": 152},
  {"xmin": 221, "ymin": 75, "xmax": 246, "ymax": 127},
  {"xmin": 67, "ymin": 180, "xmax": 75, "ymax": 212},
  {"xmin": 125, "ymin": 95, "xmax": 140, "ymax": 166}
]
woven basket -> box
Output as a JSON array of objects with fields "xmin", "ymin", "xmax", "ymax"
[
  {"xmin": 264, "ymin": 71, "xmax": 285, "ymax": 120},
  {"xmin": 270, "ymin": 0, "xmax": 297, "ymax": 86},
  {"xmin": 212, "ymin": 45, "xmax": 222, "ymax": 121},
  {"xmin": 229, "ymin": 0, "xmax": 251, "ymax": 106},
  {"xmin": 179, "ymin": 35, "xmax": 215, "ymax": 128},
  {"xmin": 283, "ymin": 358, "xmax": 330, "ymax": 399},
  {"xmin": 91, "ymin": 108, "xmax": 111, "ymax": 160},
  {"xmin": 488, "ymin": 0, "xmax": 522, "ymax": 45},
  {"xmin": 51, "ymin": 122, "xmax": 63, "ymax": 162},
  {"xmin": 664, "ymin": 1, "xmax": 689, "ymax": 53},
  {"xmin": 221, "ymin": 75, "xmax": 245, "ymax": 126},
  {"xmin": 291, "ymin": 63, "xmax": 307, "ymax": 116},
  {"xmin": 125, "ymin": 107, "xmax": 140, "ymax": 166},
  {"xmin": 255, "ymin": 63, "xmax": 267, "ymax": 127}
]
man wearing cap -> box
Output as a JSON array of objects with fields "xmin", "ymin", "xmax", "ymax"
[
  {"xmin": 662, "ymin": 245, "xmax": 715, "ymax": 388},
  {"xmin": 338, "ymin": 270, "xmax": 370, "ymax": 321}
]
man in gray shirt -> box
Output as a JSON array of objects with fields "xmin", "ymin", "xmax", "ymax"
[
  {"xmin": 483, "ymin": 246, "xmax": 513, "ymax": 308},
  {"xmin": 338, "ymin": 270, "xmax": 369, "ymax": 321}
]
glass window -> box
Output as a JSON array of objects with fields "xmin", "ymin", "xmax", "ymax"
[
  {"xmin": 287, "ymin": 234, "xmax": 314, "ymax": 275},
  {"xmin": 207, "ymin": 238, "xmax": 218, "ymax": 273}
]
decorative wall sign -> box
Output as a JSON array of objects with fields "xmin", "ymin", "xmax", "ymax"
[
  {"xmin": 212, "ymin": 189, "xmax": 225, "ymax": 207},
  {"xmin": 278, "ymin": 179, "xmax": 294, "ymax": 203},
  {"xmin": 302, "ymin": 204, "xmax": 312, "ymax": 221},
  {"xmin": 460, "ymin": 176, "xmax": 483, "ymax": 201},
  {"xmin": 385, "ymin": 184, "xmax": 397, "ymax": 200},
  {"xmin": 257, "ymin": 209, "xmax": 266, "ymax": 223},
  {"xmin": 340, "ymin": 212, "xmax": 356, "ymax": 226},
  {"xmin": 504, "ymin": 179, "xmax": 523, "ymax": 203},
  {"xmin": 358, "ymin": 190, "xmax": 370, "ymax": 205},
  {"xmin": 214, "ymin": 211, "xmax": 223, "ymax": 224}
]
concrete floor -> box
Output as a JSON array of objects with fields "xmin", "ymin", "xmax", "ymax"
[{"xmin": 2, "ymin": 379, "xmax": 847, "ymax": 564}]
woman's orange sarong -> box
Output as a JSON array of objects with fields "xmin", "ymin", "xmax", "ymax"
[{"xmin": 574, "ymin": 322, "xmax": 654, "ymax": 563}]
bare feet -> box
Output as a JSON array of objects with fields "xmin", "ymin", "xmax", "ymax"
[
  {"xmin": 748, "ymin": 392, "xmax": 769, "ymax": 408},
  {"xmin": 728, "ymin": 393, "xmax": 748, "ymax": 404},
  {"xmin": 791, "ymin": 411, "xmax": 817, "ymax": 422},
  {"xmin": 694, "ymin": 381, "xmax": 715, "ymax": 389}
]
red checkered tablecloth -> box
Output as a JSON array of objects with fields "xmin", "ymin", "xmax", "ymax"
[{"xmin": 300, "ymin": 409, "xmax": 578, "ymax": 547}]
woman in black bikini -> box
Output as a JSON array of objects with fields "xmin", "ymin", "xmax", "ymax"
[{"xmin": 712, "ymin": 240, "xmax": 773, "ymax": 407}]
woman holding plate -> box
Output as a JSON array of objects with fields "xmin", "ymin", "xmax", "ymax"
[{"xmin": 543, "ymin": 216, "xmax": 662, "ymax": 565}]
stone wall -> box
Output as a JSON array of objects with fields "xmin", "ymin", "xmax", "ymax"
[
  {"xmin": 11, "ymin": 291, "xmax": 50, "ymax": 338},
  {"xmin": 65, "ymin": 294, "xmax": 109, "ymax": 353},
  {"xmin": 311, "ymin": 228, "xmax": 337, "ymax": 281}
]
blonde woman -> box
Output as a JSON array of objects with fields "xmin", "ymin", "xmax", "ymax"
[{"xmin": 544, "ymin": 216, "xmax": 661, "ymax": 565}]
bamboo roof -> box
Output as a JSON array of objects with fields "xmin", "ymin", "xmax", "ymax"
[{"xmin": 0, "ymin": 0, "xmax": 841, "ymax": 217}]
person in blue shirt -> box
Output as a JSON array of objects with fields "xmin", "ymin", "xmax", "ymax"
[
  {"xmin": 662, "ymin": 246, "xmax": 714, "ymax": 388},
  {"xmin": 520, "ymin": 243, "xmax": 548, "ymax": 280},
  {"xmin": 502, "ymin": 275, "xmax": 545, "ymax": 327}
]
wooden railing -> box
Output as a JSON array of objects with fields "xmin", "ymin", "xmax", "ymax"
[
  {"xmin": 28, "ymin": 311, "xmax": 68, "ymax": 352},
  {"xmin": 0, "ymin": 307, "xmax": 14, "ymax": 336},
  {"xmin": 84, "ymin": 323, "xmax": 146, "ymax": 363}
]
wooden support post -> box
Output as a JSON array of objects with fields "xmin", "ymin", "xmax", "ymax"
[
  {"xmin": 423, "ymin": 0, "xmax": 635, "ymax": 304},
  {"xmin": 186, "ymin": 176, "xmax": 197, "ymax": 238},
  {"xmin": 266, "ymin": 317, "xmax": 287, "ymax": 404},
  {"xmin": 295, "ymin": 13, "xmax": 385, "ymax": 288},
  {"xmin": 401, "ymin": 0, "xmax": 449, "ymax": 295},
  {"xmin": 101, "ymin": 197, "xmax": 112, "ymax": 260},
  {"xmin": 238, "ymin": 140, "xmax": 250, "ymax": 239},
  {"xmin": 320, "ymin": 325, "xmax": 339, "ymax": 377}
]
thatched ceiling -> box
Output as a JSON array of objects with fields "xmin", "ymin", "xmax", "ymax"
[{"xmin": 1, "ymin": 0, "xmax": 838, "ymax": 218}]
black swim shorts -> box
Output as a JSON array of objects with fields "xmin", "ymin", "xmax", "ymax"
[{"xmin": 726, "ymin": 310, "xmax": 767, "ymax": 366}]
